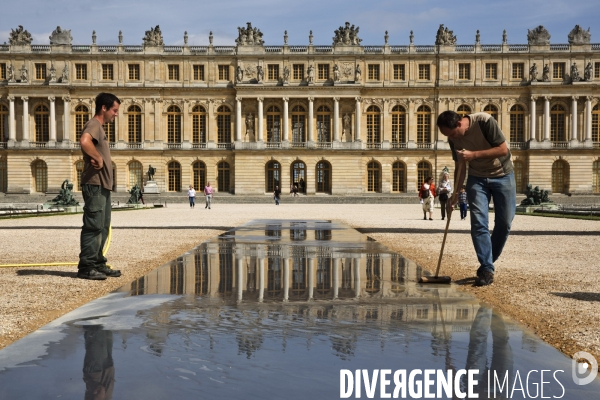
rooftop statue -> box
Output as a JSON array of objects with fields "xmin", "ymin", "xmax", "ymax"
[
  {"xmin": 49, "ymin": 26, "xmax": 73, "ymax": 45},
  {"xmin": 8, "ymin": 25, "xmax": 33, "ymax": 46},
  {"xmin": 568, "ymin": 25, "xmax": 591, "ymax": 45},
  {"xmin": 143, "ymin": 25, "xmax": 164, "ymax": 46},
  {"xmin": 333, "ymin": 22, "xmax": 362, "ymax": 46},
  {"xmin": 236, "ymin": 22, "xmax": 264, "ymax": 46},
  {"xmin": 527, "ymin": 25, "xmax": 551, "ymax": 45},
  {"xmin": 435, "ymin": 24, "xmax": 457, "ymax": 45}
]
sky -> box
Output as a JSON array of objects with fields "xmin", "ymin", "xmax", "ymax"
[{"xmin": 1, "ymin": 0, "xmax": 599, "ymax": 47}]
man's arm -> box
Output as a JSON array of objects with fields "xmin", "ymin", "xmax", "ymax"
[
  {"xmin": 455, "ymin": 141, "xmax": 508, "ymax": 163},
  {"xmin": 80, "ymin": 132, "xmax": 103, "ymax": 170}
]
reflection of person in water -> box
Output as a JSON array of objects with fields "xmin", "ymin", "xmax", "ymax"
[
  {"xmin": 83, "ymin": 325, "xmax": 115, "ymax": 400},
  {"xmin": 463, "ymin": 305, "xmax": 513, "ymax": 397}
]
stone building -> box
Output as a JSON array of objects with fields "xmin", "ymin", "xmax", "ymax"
[{"xmin": 0, "ymin": 23, "xmax": 599, "ymax": 196}]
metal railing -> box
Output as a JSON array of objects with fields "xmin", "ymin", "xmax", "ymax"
[
  {"xmin": 316, "ymin": 141, "xmax": 332, "ymax": 148},
  {"xmin": 217, "ymin": 143, "xmax": 233, "ymax": 149},
  {"xmin": 166, "ymin": 143, "xmax": 181, "ymax": 149},
  {"xmin": 192, "ymin": 143, "xmax": 206, "ymax": 149},
  {"xmin": 510, "ymin": 142, "xmax": 527, "ymax": 150},
  {"xmin": 291, "ymin": 142, "xmax": 307, "ymax": 148},
  {"xmin": 391, "ymin": 142, "xmax": 407, "ymax": 149},
  {"xmin": 552, "ymin": 141, "xmax": 569, "ymax": 148},
  {"xmin": 266, "ymin": 141, "xmax": 281, "ymax": 148},
  {"xmin": 127, "ymin": 143, "xmax": 143, "ymax": 149},
  {"xmin": 366, "ymin": 142, "xmax": 381, "ymax": 149},
  {"xmin": 31, "ymin": 142, "xmax": 47, "ymax": 148},
  {"xmin": 416, "ymin": 142, "xmax": 432, "ymax": 149}
]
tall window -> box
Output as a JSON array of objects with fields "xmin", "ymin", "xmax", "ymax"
[
  {"xmin": 35, "ymin": 105, "xmax": 49, "ymax": 142},
  {"xmin": 293, "ymin": 64, "xmax": 304, "ymax": 80},
  {"xmin": 218, "ymin": 65, "xmax": 230, "ymax": 80},
  {"xmin": 316, "ymin": 106, "xmax": 331, "ymax": 142},
  {"xmin": 128, "ymin": 160, "xmax": 143, "ymax": 189},
  {"xmin": 35, "ymin": 63, "xmax": 46, "ymax": 80},
  {"xmin": 291, "ymin": 161, "xmax": 306, "ymax": 193},
  {"xmin": 102, "ymin": 121, "xmax": 115, "ymax": 143},
  {"xmin": 484, "ymin": 104, "xmax": 498, "ymax": 121},
  {"xmin": 193, "ymin": 161, "xmax": 206, "ymax": 191},
  {"xmin": 0, "ymin": 63, "xmax": 5, "ymax": 80},
  {"xmin": 193, "ymin": 65, "xmax": 205, "ymax": 81},
  {"xmin": 391, "ymin": 105, "xmax": 406, "ymax": 144},
  {"xmin": 595, "ymin": 62, "xmax": 600, "ymax": 79},
  {"xmin": 267, "ymin": 64, "xmax": 279, "ymax": 81},
  {"xmin": 552, "ymin": 160, "xmax": 569, "ymax": 194},
  {"xmin": 316, "ymin": 161, "xmax": 331, "ymax": 194},
  {"xmin": 0, "ymin": 157, "xmax": 8, "ymax": 192},
  {"xmin": 265, "ymin": 161, "xmax": 281, "ymax": 192},
  {"xmin": 366, "ymin": 105, "xmax": 381, "ymax": 144},
  {"xmin": 75, "ymin": 64, "xmax": 87, "ymax": 80},
  {"xmin": 368, "ymin": 64, "xmax": 380, "ymax": 80},
  {"xmin": 550, "ymin": 104, "xmax": 566, "ymax": 142},
  {"xmin": 0, "ymin": 105, "xmax": 7, "ymax": 142},
  {"xmin": 416, "ymin": 105, "xmax": 431, "ymax": 144},
  {"xmin": 485, "ymin": 63, "xmax": 497, "ymax": 79},
  {"xmin": 32, "ymin": 160, "xmax": 47, "ymax": 193},
  {"xmin": 592, "ymin": 104, "xmax": 600, "ymax": 142},
  {"xmin": 458, "ymin": 63, "xmax": 471, "ymax": 80},
  {"xmin": 192, "ymin": 105, "xmax": 206, "ymax": 143},
  {"xmin": 217, "ymin": 161, "xmax": 230, "ymax": 192},
  {"xmin": 128, "ymin": 105, "xmax": 142, "ymax": 143},
  {"xmin": 593, "ymin": 160, "xmax": 600, "ymax": 193},
  {"xmin": 553, "ymin": 63, "xmax": 565, "ymax": 80},
  {"xmin": 167, "ymin": 105, "xmax": 181, "ymax": 143},
  {"xmin": 513, "ymin": 160, "xmax": 525, "ymax": 193},
  {"xmin": 510, "ymin": 105, "xmax": 525, "ymax": 143},
  {"xmin": 512, "ymin": 63, "xmax": 524, "ymax": 79},
  {"xmin": 128, "ymin": 64, "xmax": 140, "ymax": 80},
  {"xmin": 102, "ymin": 64, "xmax": 114, "ymax": 80},
  {"xmin": 291, "ymin": 105, "xmax": 306, "ymax": 143},
  {"xmin": 418, "ymin": 64, "xmax": 430, "ymax": 80},
  {"xmin": 168, "ymin": 65, "xmax": 180, "ymax": 80},
  {"xmin": 456, "ymin": 104, "xmax": 471, "ymax": 117},
  {"xmin": 393, "ymin": 64, "xmax": 405, "ymax": 80},
  {"xmin": 266, "ymin": 105, "xmax": 281, "ymax": 142},
  {"xmin": 168, "ymin": 161, "xmax": 181, "ymax": 192},
  {"xmin": 318, "ymin": 64, "xmax": 329, "ymax": 80},
  {"xmin": 75, "ymin": 161, "xmax": 84, "ymax": 190},
  {"xmin": 216, "ymin": 105, "xmax": 231, "ymax": 144},
  {"xmin": 417, "ymin": 161, "xmax": 432, "ymax": 191},
  {"xmin": 367, "ymin": 161, "xmax": 381, "ymax": 192},
  {"xmin": 392, "ymin": 161, "xmax": 406, "ymax": 192},
  {"xmin": 75, "ymin": 105, "xmax": 92, "ymax": 140}
]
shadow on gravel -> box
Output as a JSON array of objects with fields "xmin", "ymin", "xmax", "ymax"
[
  {"xmin": 551, "ymin": 292, "xmax": 600, "ymax": 302},
  {"xmin": 16, "ymin": 269, "xmax": 78, "ymax": 278},
  {"xmin": 453, "ymin": 277, "xmax": 477, "ymax": 285}
]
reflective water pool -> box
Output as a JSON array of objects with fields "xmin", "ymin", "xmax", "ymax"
[{"xmin": 0, "ymin": 220, "xmax": 598, "ymax": 399}]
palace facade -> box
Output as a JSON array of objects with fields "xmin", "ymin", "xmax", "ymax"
[{"xmin": 0, "ymin": 23, "xmax": 599, "ymax": 195}]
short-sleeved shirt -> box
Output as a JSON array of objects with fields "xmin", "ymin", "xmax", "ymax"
[
  {"xmin": 448, "ymin": 112, "xmax": 513, "ymax": 178},
  {"xmin": 204, "ymin": 186, "xmax": 214, "ymax": 195},
  {"xmin": 80, "ymin": 118, "xmax": 113, "ymax": 190},
  {"xmin": 188, "ymin": 189, "xmax": 196, "ymax": 197}
]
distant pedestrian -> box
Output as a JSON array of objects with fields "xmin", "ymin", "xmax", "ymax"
[
  {"xmin": 458, "ymin": 185, "xmax": 468, "ymax": 220},
  {"xmin": 273, "ymin": 186, "xmax": 281, "ymax": 205},
  {"xmin": 437, "ymin": 172, "xmax": 453, "ymax": 220},
  {"xmin": 293, "ymin": 183, "xmax": 298, "ymax": 197},
  {"xmin": 290, "ymin": 183, "xmax": 294, "ymax": 196},
  {"xmin": 204, "ymin": 182, "xmax": 213, "ymax": 209},
  {"xmin": 419, "ymin": 177, "xmax": 436, "ymax": 220},
  {"xmin": 187, "ymin": 185, "xmax": 196, "ymax": 208}
]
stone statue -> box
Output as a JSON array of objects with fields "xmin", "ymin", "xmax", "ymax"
[
  {"xmin": 7, "ymin": 64, "xmax": 15, "ymax": 83},
  {"xmin": 568, "ymin": 25, "xmax": 591, "ymax": 45},
  {"xmin": 147, "ymin": 165, "xmax": 156, "ymax": 181},
  {"xmin": 571, "ymin": 62, "xmax": 580, "ymax": 82},
  {"xmin": 143, "ymin": 25, "xmax": 164, "ymax": 46},
  {"xmin": 529, "ymin": 63, "xmax": 538, "ymax": 82},
  {"xmin": 410, "ymin": 30, "xmax": 414, "ymax": 45},
  {"xmin": 8, "ymin": 25, "xmax": 33, "ymax": 46},
  {"xmin": 283, "ymin": 66, "xmax": 290, "ymax": 83},
  {"xmin": 47, "ymin": 180, "xmax": 80, "ymax": 207},
  {"xmin": 256, "ymin": 65, "xmax": 263, "ymax": 83},
  {"xmin": 236, "ymin": 66, "xmax": 243, "ymax": 83},
  {"xmin": 284, "ymin": 30, "xmax": 288, "ymax": 45},
  {"xmin": 306, "ymin": 65, "xmax": 314, "ymax": 83},
  {"xmin": 332, "ymin": 22, "xmax": 362, "ymax": 46},
  {"xmin": 119, "ymin": 30, "xmax": 123, "ymax": 44},
  {"xmin": 355, "ymin": 64, "xmax": 361, "ymax": 82},
  {"xmin": 49, "ymin": 64, "xmax": 57, "ymax": 83},
  {"xmin": 245, "ymin": 113, "xmax": 254, "ymax": 136},
  {"xmin": 542, "ymin": 64, "xmax": 550, "ymax": 82},
  {"xmin": 19, "ymin": 64, "xmax": 28, "ymax": 83},
  {"xmin": 475, "ymin": 29, "xmax": 480, "ymax": 44},
  {"xmin": 126, "ymin": 184, "xmax": 143, "ymax": 204},
  {"xmin": 527, "ymin": 25, "xmax": 551, "ymax": 45},
  {"xmin": 49, "ymin": 26, "xmax": 73, "ymax": 45},
  {"xmin": 584, "ymin": 62, "xmax": 593, "ymax": 81},
  {"xmin": 342, "ymin": 113, "xmax": 351, "ymax": 139},
  {"xmin": 61, "ymin": 64, "xmax": 69, "ymax": 83},
  {"xmin": 502, "ymin": 29, "xmax": 507, "ymax": 44},
  {"xmin": 333, "ymin": 64, "xmax": 340, "ymax": 82},
  {"xmin": 235, "ymin": 22, "xmax": 264, "ymax": 46},
  {"xmin": 435, "ymin": 24, "xmax": 457, "ymax": 45}
]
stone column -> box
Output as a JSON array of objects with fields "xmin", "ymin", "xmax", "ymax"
[
  {"xmin": 307, "ymin": 97, "xmax": 314, "ymax": 143},
  {"xmin": 21, "ymin": 96, "xmax": 29, "ymax": 142},
  {"xmin": 332, "ymin": 258, "xmax": 340, "ymax": 300},
  {"xmin": 49, "ymin": 96, "xmax": 56, "ymax": 145},
  {"xmin": 543, "ymin": 96, "xmax": 550, "ymax": 141},
  {"xmin": 307, "ymin": 257, "xmax": 314, "ymax": 301},
  {"xmin": 257, "ymin": 97, "xmax": 264, "ymax": 142},
  {"xmin": 333, "ymin": 97, "xmax": 340, "ymax": 142},
  {"xmin": 235, "ymin": 97, "xmax": 242, "ymax": 142},
  {"xmin": 354, "ymin": 257, "xmax": 361, "ymax": 299},
  {"xmin": 283, "ymin": 258, "xmax": 290, "ymax": 302},
  {"xmin": 8, "ymin": 96, "xmax": 16, "ymax": 144},
  {"xmin": 236, "ymin": 257, "xmax": 243, "ymax": 302},
  {"xmin": 571, "ymin": 96, "xmax": 578, "ymax": 143},
  {"xmin": 529, "ymin": 96, "xmax": 537, "ymax": 142},
  {"xmin": 62, "ymin": 96, "xmax": 71, "ymax": 144},
  {"xmin": 282, "ymin": 97, "xmax": 289, "ymax": 142},
  {"xmin": 355, "ymin": 97, "xmax": 361, "ymax": 141},
  {"xmin": 585, "ymin": 96, "xmax": 593, "ymax": 146},
  {"xmin": 258, "ymin": 258, "xmax": 265, "ymax": 303}
]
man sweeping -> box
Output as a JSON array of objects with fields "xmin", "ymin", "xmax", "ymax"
[{"xmin": 436, "ymin": 110, "xmax": 516, "ymax": 286}]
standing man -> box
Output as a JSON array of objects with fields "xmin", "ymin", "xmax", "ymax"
[
  {"xmin": 436, "ymin": 110, "xmax": 516, "ymax": 286},
  {"xmin": 77, "ymin": 93, "xmax": 122, "ymax": 280}
]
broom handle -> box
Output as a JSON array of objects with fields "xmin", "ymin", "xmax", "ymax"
[{"xmin": 434, "ymin": 162, "xmax": 465, "ymax": 278}]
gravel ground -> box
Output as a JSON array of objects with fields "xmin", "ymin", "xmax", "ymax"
[{"xmin": 0, "ymin": 203, "xmax": 599, "ymax": 367}]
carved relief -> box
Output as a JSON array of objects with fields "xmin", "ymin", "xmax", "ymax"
[
  {"xmin": 341, "ymin": 63, "xmax": 354, "ymax": 80},
  {"xmin": 362, "ymin": 98, "xmax": 384, "ymax": 112},
  {"xmin": 49, "ymin": 26, "xmax": 73, "ymax": 45},
  {"xmin": 527, "ymin": 25, "xmax": 551, "ymax": 45},
  {"xmin": 435, "ymin": 24, "xmax": 457, "ymax": 45},
  {"xmin": 236, "ymin": 22, "xmax": 264, "ymax": 46},
  {"xmin": 568, "ymin": 25, "xmax": 591, "ymax": 45},
  {"xmin": 8, "ymin": 25, "xmax": 33, "ymax": 46},
  {"xmin": 143, "ymin": 25, "xmax": 164, "ymax": 46},
  {"xmin": 244, "ymin": 64, "xmax": 257, "ymax": 80},
  {"xmin": 332, "ymin": 22, "xmax": 362, "ymax": 46}
]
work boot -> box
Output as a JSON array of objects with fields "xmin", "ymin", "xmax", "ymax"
[
  {"xmin": 474, "ymin": 271, "xmax": 494, "ymax": 286},
  {"xmin": 77, "ymin": 269, "xmax": 107, "ymax": 280},
  {"xmin": 97, "ymin": 265, "xmax": 122, "ymax": 277}
]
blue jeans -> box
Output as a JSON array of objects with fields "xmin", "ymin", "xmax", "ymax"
[
  {"xmin": 466, "ymin": 172, "xmax": 516, "ymax": 276},
  {"xmin": 460, "ymin": 203, "xmax": 468, "ymax": 219},
  {"xmin": 189, "ymin": 196, "xmax": 195, "ymax": 207}
]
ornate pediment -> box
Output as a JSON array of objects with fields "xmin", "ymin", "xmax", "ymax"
[
  {"xmin": 49, "ymin": 26, "xmax": 72, "ymax": 45},
  {"xmin": 435, "ymin": 24, "xmax": 456, "ymax": 45},
  {"xmin": 333, "ymin": 22, "xmax": 362, "ymax": 46},
  {"xmin": 568, "ymin": 25, "xmax": 591, "ymax": 45},
  {"xmin": 236, "ymin": 22, "xmax": 264, "ymax": 46},
  {"xmin": 143, "ymin": 25, "xmax": 164, "ymax": 46},
  {"xmin": 527, "ymin": 25, "xmax": 550, "ymax": 45},
  {"xmin": 9, "ymin": 25, "xmax": 33, "ymax": 45}
]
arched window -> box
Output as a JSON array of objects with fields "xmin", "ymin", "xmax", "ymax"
[
  {"xmin": 316, "ymin": 105, "xmax": 331, "ymax": 143},
  {"xmin": 391, "ymin": 105, "xmax": 406, "ymax": 144},
  {"xmin": 0, "ymin": 157, "xmax": 7, "ymax": 193},
  {"xmin": 34, "ymin": 105, "xmax": 49, "ymax": 143},
  {"xmin": 0, "ymin": 105, "xmax": 7, "ymax": 143},
  {"xmin": 316, "ymin": 161, "xmax": 331, "ymax": 194},
  {"xmin": 103, "ymin": 121, "xmax": 115, "ymax": 143},
  {"xmin": 266, "ymin": 105, "xmax": 281, "ymax": 143},
  {"xmin": 128, "ymin": 160, "xmax": 143, "ymax": 189},
  {"xmin": 128, "ymin": 105, "xmax": 142, "ymax": 143},
  {"xmin": 484, "ymin": 104, "xmax": 498, "ymax": 121},
  {"xmin": 167, "ymin": 105, "xmax": 181, "ymax": 143},
  {"xmin": 74, "ymin": 105, "xmax": 89, "ymax": 141},
  {"xmin": 366, "ymin": 105, "xmax": 381, "ymax": 144},
  {"xmin": 291, "ymin": 105, "xmax": 306, "ymax": 144},
  {"xmin": 291, "ymin": 160, "xmax": 306, "ymax": 194},
  {"xmin": 456, "ymin": 104, "xmax": 471, "ymax": 117},
  {"xmin": 217, "ymin": 161, "xmax": 230, "ymax": 192},
  {"xmin": 193, "ymin": 161, "xmax": 206, "ymax": 191},
  {"xmin": 417, "ymin": 161, "xmax": 432, "ymax": 191},
  {"xmin": 416, "ymin": 105, "xmax": 431, "ymax": 144},
  {"xmin": 32, "ymin": 159, "xmax": 48, "ymax": 192},
  {"xmin": 552, "ymin": 160, "xmax": 569, "ymax": 194},
  {"xmin": 367, "ymin": 161, "xmax": 381, "ymax": 192},
  {"xmin": 550, "ymin": 104, "xmax": 566, "ymax": 142},
  {"xmin": 592, "ymin": 104, "xmax": 600, "ymax": 142},
  {"xmin": 75, "ymin": 160, "xmax": 84, "ymax": 191},
  {"xmin": 167, "ymin": 161, "xmax": 181, "ymax": 192},
  {"xmin": 265, "ymin": 160, "xmax": 281, "ymax": 192},
  {"xmin": 510, "ymin": 105, "xmax": 525, "ymax": 143},
  {"xmin": 192, "ymin": 105, "xmax": 206, "ymax": 144},
  {"xmin": 593, "ymin": 159, "xmax": 600, "ymax": 193},
  {"xmin": 513, "ymin": 160, "xmax": 525, "ymax": 193},
  {"xmin": 217, "ymin": 105, "xmax": 231, "ymax": 144},
  {"xmin": 392, "ymin": 161, "xmax": 406, "ymax": 192}
]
